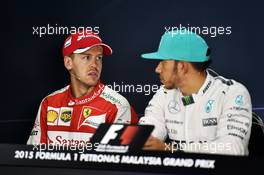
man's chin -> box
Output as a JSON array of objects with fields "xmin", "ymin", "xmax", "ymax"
[
  {"xmin": 83, "ymin": 79, "xmax": 99, "ymax": 87},
  {"xmin": 163, "ymin": 83, "xmax": 175, "ymax": 89}
]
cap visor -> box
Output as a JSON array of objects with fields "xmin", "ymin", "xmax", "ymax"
[
  {"xmin": 141, "ymin": 52, "xmax": 165, "ymax": 60},
  {"xmin": 73, "ymin": 43, "xmax": 112, "ymax": 56}
]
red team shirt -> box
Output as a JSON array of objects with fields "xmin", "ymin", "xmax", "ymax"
[{"xmin": 27, "ymin": 82, "xmax": 138, "ymax": 145}]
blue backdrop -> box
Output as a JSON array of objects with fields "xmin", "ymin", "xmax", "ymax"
[{"xmin": 1, "ymin": 0, "xmax": 264, "ymax": 143}]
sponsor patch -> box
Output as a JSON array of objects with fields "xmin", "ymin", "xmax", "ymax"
[
  {"xmin": 165, "ymin": 119, "xmax": 183, "ymax": 125},
  {"xmin": 33, "ymin": 121, "xmax": 40, "ymax": 128},
  {"xmin": 205, "ymin": 100, "xmax": 214, "ymax": 113},
  {"xmin": 229, "ymin": 106, "xmax": 249, "ymax": 113},
  {"xmin": 168, "ymin": 100, "xmax": 180, "ymax": 113},
  {"xmin": 227, "ymin": 118, "xmax": 244, "ymax": 125},
  {"xmin": 30, "ymin": 130, "xmax": 38, "ymax": 136},
  {"xmin": 235, "ymin": 95, "xmax": 244, "ymax": 106},
  {"xmin": 81, "ymin": 106, "xmax": 92, "ymax": 118},
  {"xmin": 168, "ymin": 128, "xmax": 178, "ymax": 134},
  {"xmin": 79, "ymin": 113, "xmax": 106, "ymax": 129},
  {"xmin": 228, "ymin": 133, "xmax": 244, "ymax": 140},
  {"xmin": 58, "ymin": 107, "xmax": 73, "ymax": 126},
  {"xmin": 202, "ymin": 118, "xmax": 217, "ymax": 127},
  {"xmin": 227, "ymin": 124, "xmax": 248, "ymax": 135},
  {"xmin": 182, "ymin": 95, "xmax": 194, "ymax": 106},
  {"xmin": 47, "ymin": 107, "xmax": 60, "ymax": 126},
  {"xmin": 47, "ymin": 131, "xmax": 93, "ymax": 145},
  {"xmin": 101, "ymin": 92, "xmax": 122, "ymax": 105},
  {"xmin": 47, "ymin": 110, "xmax": 58, "ymax": 123},
  {"xmin": 60, "ymin": 110, "xmax": 72, "ymax": 122},
  {"xmin": 202, "ymin": 80, "xmax": 212, "ymax": 94}
]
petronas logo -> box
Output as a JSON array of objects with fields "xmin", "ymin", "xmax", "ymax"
[
  {"xmin": 205, "ymin": 100, "xmax": 214, "ymax": 113},
  {"xmin": 235, "ymin": 95, "xmax": 243, "ymax": 106}
]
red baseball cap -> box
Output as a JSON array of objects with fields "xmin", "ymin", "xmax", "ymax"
[{"xmin": 62, "ymin": 31, "xmax": 112, "ymax": 57}]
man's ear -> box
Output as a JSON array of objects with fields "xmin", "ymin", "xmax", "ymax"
[
  {"xmin": 64, "ymin": 56, "xmax": 72, "ymax": 70},
  {"xmin": 177, "ymin": 61, "xmax": 188, "ymax": 75}
]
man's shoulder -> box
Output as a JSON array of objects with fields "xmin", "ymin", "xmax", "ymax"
[
  {"xmin": 209, "ymin": 73, "xmax": 250, "ymax": 95},
  {"xmin": 100, "ymin": 85, "xmax": 130, "ymax": 107},
  {"xmin": 148, "ymin": 85, "xmax": 179, "ymax": 105},
  {"xmin": 154, "ymin": 85, "xmax": 179, "ymax": 96},
  {"xmin": 43, "ymin": 85, "xmax": 70, "ymax": 101}
]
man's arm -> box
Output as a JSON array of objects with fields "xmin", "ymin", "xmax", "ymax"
[
  {"xmin": 139, "ymin": 87, "xmax": 167, "ymax": 141},
  {"xmin": 27, "ymin": 99, "xmax": 48, "ymax": 145},
  {"xmin": 111, "ymin": 104, "xmax": 138, "ymax": 124}
]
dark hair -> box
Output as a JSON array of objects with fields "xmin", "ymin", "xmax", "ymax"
[
  {"xmin": 190, "ymin": 59, "xmax": 212, "ymax": 71},
  {"xmin": 68, "ymin": 53, "xmax": 75, "ymax": 59}
]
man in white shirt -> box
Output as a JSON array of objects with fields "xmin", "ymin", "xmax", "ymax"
[{"xmin": 139, "ymin": 29, "xmax": 252, "ymax": 155}]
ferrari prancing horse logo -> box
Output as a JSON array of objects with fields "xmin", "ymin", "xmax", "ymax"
[{"xmin": 82, "ymin": 107, "xmax": 92, "ymax": 118}]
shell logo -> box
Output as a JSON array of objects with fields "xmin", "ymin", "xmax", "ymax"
[{"xmin": 47, "ymin": 110, "xmax": 58, "ymax": 123}]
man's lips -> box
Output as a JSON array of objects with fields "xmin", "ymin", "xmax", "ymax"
[{"xmin": 87, "ymin": 71, "xmax": 98, "ymax": 77}]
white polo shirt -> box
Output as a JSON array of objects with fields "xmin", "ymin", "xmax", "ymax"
[{"xmin": 140, "ymin": 70, "xmax": 252, "ymax": 155}]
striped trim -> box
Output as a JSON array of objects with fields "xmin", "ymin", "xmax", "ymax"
[{"xmin": 47, "ymin": 85, "xmax": 69, "ymax": 97}]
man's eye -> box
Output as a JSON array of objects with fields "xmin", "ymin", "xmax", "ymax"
[
  {"xmin": 82, "ymin": 56, "xmax": 90, "ymax": 60},
  {"xmin": 96, "ymin": 55, "xmax": 103, "ymax": 61}
]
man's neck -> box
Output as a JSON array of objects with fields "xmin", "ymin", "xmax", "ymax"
[
  {"xmin": 180, "ymin": 71, "xmax": 207, "ymax": 96},
  {"xmin": 70, "ymin": 79, "xmax": 95, "ymax": 98}
]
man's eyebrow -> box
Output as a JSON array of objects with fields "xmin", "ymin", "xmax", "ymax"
[
  {"xmin": 80, "ymin": 53, "xmax": 103, "ymax": 56},
  {"xmin": 80, "ymin": 53, "xmax": 90, "ymax": 56}
]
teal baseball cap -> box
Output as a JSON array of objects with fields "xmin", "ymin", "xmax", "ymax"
[{"xmin": 141, "ymin": 29, "xmax": 210, "ymax": 62}]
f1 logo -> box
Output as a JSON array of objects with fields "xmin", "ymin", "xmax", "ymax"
[{"xmin": 100, "ymin": 125, "xmax": 124, "ymax": 144}]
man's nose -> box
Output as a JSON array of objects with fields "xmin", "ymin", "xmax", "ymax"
[{"xmin": 89, "ymin": 57, "xmax": 98, "ymax": 68}]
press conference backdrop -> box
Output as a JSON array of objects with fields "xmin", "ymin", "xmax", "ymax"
[{"xmin": 1, "ymin": 0, "xmax": 264, "ymax": 144}]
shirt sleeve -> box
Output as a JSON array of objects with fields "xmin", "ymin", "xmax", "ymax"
[
  {"xmin": 27, "ymin": 98, "xmax": 48, "ymax": 145},
  {"xmin": 139, "ymin": 87, "xmax": 167, "ymax": 141},
  {"xmin": 182, "ymin": 83, "xmax": 252, "ymax": 155},
  {"xmin": 110, "ymin": 97, "xmax": 135, "ymax": 124}
]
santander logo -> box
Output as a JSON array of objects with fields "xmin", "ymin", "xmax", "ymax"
[
  {"xmin": 47, "ymin": 131, "xmax": 93, "ymax": 146},
  {"xmin": 55, "ymin": 135, "xmax": 88, "ymax": 146}
]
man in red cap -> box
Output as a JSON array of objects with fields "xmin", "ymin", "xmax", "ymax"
[{"xmin": 27, "ymin": 30, "xmax": 138, "ymax": 145}]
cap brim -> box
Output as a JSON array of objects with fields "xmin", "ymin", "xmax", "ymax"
[
  {"xmin": 73, "ymin": 43, "xmax": 112, "ymax": 56},
  {"xmin": 141, "ymin": 52, "xmax": 166, "ymax": 60}
]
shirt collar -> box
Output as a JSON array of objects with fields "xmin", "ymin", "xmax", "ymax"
[
  {"xmin": 196, "ymin": 70, "xmax": 213, "ymax": 97},
  {"xmin": 179, "ymin": 70, "xmax": 213, "ymax": 105},
  {"xmin": 67, "ymin": 81, "xmax": 105, "ymax": 106}
]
